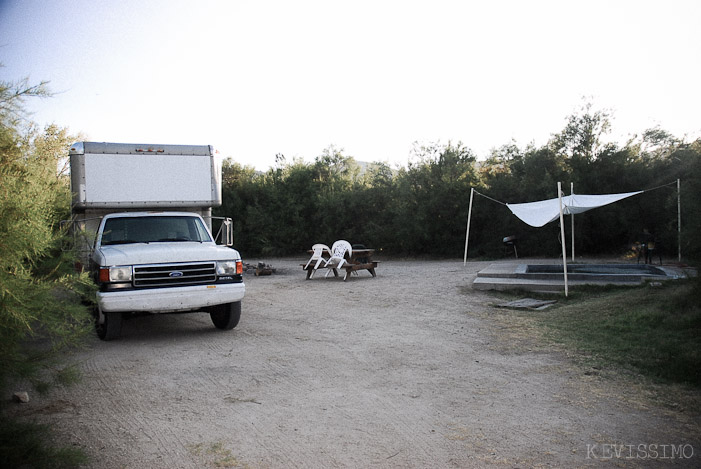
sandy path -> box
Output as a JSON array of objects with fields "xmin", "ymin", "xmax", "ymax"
[{"xmin": 13, "ymin": 258, "xmax": 700, "ymax": 468}]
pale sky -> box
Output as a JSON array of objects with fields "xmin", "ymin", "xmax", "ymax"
[{"xmin": 1, "ymin": 0, "xmax": 699, "ymax": 170}]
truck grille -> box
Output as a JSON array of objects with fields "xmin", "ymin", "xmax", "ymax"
[{"xmin": 133, "ymin": 262, "xmax": 217, "ymax": 288}]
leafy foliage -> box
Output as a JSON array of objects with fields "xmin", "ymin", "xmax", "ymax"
[
  {"xmin": 0, "ymin": 76, "xmax": 93, "ymax": 394},
  {"xmin": 0, "ymin": 71, "xmax": 94, "ymax": 467}
]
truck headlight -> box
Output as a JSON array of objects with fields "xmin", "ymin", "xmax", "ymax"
[
  {"xmin": 216, "ymin": 260, "xmax": 243, "ymax": 275},
  {"xmin": 99, "ymin": 266, "xmax": 133, "ymax": 283}
]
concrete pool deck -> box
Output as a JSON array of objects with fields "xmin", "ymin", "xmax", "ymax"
[{"xmin": 472, "ymin": 259, "xmax": 693, "ymax": 293}]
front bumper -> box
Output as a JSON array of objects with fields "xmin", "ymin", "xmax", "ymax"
[{"xmin": 97, "ymin": 282, "xmax": 245, "ymax": 313}]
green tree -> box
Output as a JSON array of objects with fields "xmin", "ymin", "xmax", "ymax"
[
  {"xmin": 391, "ymin": 142, "xmax": 477, "ymax": 255},
  {"xmin": 0, "ymin": 75, "xmax": 50, "ymax": 130},
  {"xmin": 0, "ymin": 76, "xmax": 93, "ymax": 394},
  {"xmin": 550, "ymin": 100, "xmax": 614, "ymax": 170},
  {"xmin": 313, "ymin": 145, "xmax": 360, "ymax": 193},
  {"xmin": 217, "ymin": 158, "xmax": 261, "ymax": 254},
  {"xmin": 355, "ymin": 162, "xmax": 397, "ymax": 250},
  {"xmin": 0, "ymin": 72, "xmax": 93, "ymax": 467}
]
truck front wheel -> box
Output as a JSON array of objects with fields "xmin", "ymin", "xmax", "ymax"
[
  {"xmin": 95, "ymin": 305, "xmax": 123, "ymax": 341},
  {"xmin": 210, "ymin": 302, "xmax": 241, "ymax": 330}
]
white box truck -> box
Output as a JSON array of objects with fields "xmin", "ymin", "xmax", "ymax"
[{"xmin": 69, "ymin": 142, "xmax": 245, "ymax": 340}]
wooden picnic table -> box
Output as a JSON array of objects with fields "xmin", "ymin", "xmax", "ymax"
[{"xmin": 302, "ymin": 248, "xmax": 379, "ymax": 281}]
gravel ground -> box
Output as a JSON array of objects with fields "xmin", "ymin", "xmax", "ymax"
[{"xmin": 10, "ymin": 258, "xmax": 701, "ymax": 468}]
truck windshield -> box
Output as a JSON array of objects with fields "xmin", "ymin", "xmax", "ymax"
[{"xmin": 100, "ymin": 216, "xmax": 212, "ymax": 245}]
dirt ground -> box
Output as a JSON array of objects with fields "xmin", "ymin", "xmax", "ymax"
[{"xmin": 10, "ymin": 258, "xmax": 701, "ymax": 468}]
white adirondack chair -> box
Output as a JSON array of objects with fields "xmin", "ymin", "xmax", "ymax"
[
  {"xmin": 324, "ymin": 240, "xmax": 352, "ymax": 277},
  {"xmin": 304, "ymin": 243, "xmax": 332, "ymax": 279}
]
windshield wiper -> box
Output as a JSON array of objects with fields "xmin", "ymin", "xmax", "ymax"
[{"xmin": 102, "ymin": 239, "xmax": 144, "ymax": 246}]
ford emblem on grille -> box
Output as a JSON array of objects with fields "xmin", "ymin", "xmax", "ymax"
[{"xmin": 169, "ymin": 271, "xmax": 184, "ymax": 277}]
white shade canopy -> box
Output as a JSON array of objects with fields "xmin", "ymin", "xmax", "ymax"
[{"xmin": 506, "ymin": 191, "xmax": 643, "ymax": 228}]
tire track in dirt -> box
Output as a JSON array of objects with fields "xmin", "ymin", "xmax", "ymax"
[
  {"xmin": 235, "ymin": 262, "xmax": 472, "ymax": 466},
  {"xmin": 85, "ymin": 341, "xmax": 203, "ymax": 467}
]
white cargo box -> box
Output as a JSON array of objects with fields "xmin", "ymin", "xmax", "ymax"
[{"xmin": 69, "ymin": 142, "xmax": 223, "ymax": 209}]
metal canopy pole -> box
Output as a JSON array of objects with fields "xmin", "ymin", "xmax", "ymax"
[
  {"xmin": 678, "ymin": 178, "xmax": 682, "ymax": 262},
  {"xmin": 558, "ymin": 182, "xmax": 569, "ymax": 297},
  {"xmin": 571, "ymin": 182, "xmax": 575, "ymax": 261},
  {"xmin": 464, "ymin": 187, "xmax": 475, "ymax": 265}
]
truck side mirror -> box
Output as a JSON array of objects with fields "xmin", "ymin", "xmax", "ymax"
[{"xmin": 217, "ymin": 218, "xmax": 234, "ymax": 246}]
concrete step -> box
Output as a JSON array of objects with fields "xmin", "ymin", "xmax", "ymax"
[
  {"xmin": 472, "ymin": 276, "xmax": 642, "ymax": 293},
  {"xmin": 471, "ymin": 262, "xmax": 687, "ymax": 293}
]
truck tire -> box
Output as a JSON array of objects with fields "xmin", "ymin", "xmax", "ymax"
[
  {"xmin": 95, "ymin": 306, "xmax": 122, "ymax": 341},
  {"xmin": 210, "ymin": 302, "xmax": 241, "ymax": 330}
]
